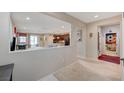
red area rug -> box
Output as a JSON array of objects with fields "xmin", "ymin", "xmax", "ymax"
[{"xmin": 98, "ymin": 54, "xmax": 120, "ymax": 64}]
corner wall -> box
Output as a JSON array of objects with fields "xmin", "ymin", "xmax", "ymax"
[
  {"xmin": 0, "ymin": 13, "xmax": 10, "ymax": 65},
  {"xmin": 121, "ymin": 13, "xmax": 124, "ymax": 80}
]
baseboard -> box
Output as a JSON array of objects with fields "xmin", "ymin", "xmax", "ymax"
[
  {"xmin": 77, "ymin": 56, "xmax": 99, "ymax": 62},
  {"xmin": 77, "ymin": 56, "xmax": 86, "ymax": 60}
]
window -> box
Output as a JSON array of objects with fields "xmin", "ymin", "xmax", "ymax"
[
  {"xmin": 30, "ymin": 35, "xmax": 38, "ymax": 48},
  {"xmin": 18, "ymin": 36, "xmax": 27, "ymax": 44}
]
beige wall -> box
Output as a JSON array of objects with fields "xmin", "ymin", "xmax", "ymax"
[
  {"xmin": 122, "ymin": 13, "xmax": 124, "ymax": 80},
  {"xmin": 122, "ymin": 13, "xmax": 124, "ymax": 58},
  {"xmin": 86, "ymin": 15, "xmax": 122, "ymax": 59}
]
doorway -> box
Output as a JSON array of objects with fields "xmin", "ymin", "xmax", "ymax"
[{"xmin": 98, "ymin": 24, "xmax": 120, "ymax": 64}]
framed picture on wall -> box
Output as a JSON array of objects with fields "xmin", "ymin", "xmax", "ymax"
[{"xmin": 106, "ymin": 33, "xmax": 116, "ymax": 51}]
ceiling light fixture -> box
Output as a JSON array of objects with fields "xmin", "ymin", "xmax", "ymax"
[
  {"xmin": 61, "ymin": 26, "xmax": 65, "ymax": 28},
  {"xmin": 26, "ymin": 17, "xmax": 30, "ymax": 20},
  {"xmin": 94, "ymin": 15, "xmax": 99, "ymax": 18},
  {"xmin": 24, "ymin": 27, "xmax": 26, "ymax": 30}
]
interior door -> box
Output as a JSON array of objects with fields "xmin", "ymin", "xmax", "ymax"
[{"xmin": 97, "ymin": 27, "xmax": 102, "ymax": 57}]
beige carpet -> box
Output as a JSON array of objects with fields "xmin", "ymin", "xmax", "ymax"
[{"xmin": 54, "ymin": 60, "xmax": 122, "ymax": 81}]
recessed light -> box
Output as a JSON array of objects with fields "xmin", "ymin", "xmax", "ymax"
[
  {"xmin": 61, "ymin": 26, "xmax": 65, "ymax": 28},
  {"xmin": 26, "ymin": 17, "xmax": 30, "ymax": 20},
  {"xmin": 94, "ymin": 15, "xmax": 99, "ymax": 18},
  {"xmin": 24, "ymin": 27, "xmax": 26, "ymax": 30}
]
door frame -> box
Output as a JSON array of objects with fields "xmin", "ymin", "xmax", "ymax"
[{"xmin": 97, "ymin": 22, "xmax": 121, "ymax": 58}]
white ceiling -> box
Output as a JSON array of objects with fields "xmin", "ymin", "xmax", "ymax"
[
  {"xmin": 11, "ymin": 12, "xmax": 71, "ymax": 34},
  {"xmin": 66, "ymin": 12, "xmax": 121, "ymax": 23},
  {"xmin": 11, "ymin": 12, "xmax": 122, "ymax": 34}
]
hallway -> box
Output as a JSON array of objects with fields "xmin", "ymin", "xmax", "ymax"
[
  {"xmin": 0, "ymin": 12, "xmax": 123, "ymax": 81},
  {"xmin": 0, "ymin": 1, "xmax": 124, "ymax": 93},
  {"xmin": 41, "ymin": 60, "xmax": 121, "ymax": 81}
]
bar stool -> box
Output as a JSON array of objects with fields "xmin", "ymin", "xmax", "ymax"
[{"xmin": 0, "ymin": 63, "xmax": 14, "ymax": 81}]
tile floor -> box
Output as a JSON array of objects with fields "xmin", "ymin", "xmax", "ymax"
[
  {"xmin": 40, "ymin": 59, "xmax": 122, "ymax": 81},
  {"xmin": 40, "ymin": 74, "xmax": 58, "ymax": 81}
]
